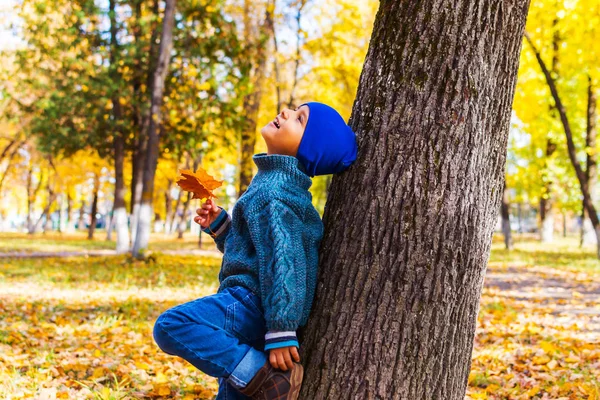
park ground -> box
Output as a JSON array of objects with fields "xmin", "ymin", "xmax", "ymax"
[{"xmin": 0, "ymin": 233, "xmax": 599, "ymax": 399}]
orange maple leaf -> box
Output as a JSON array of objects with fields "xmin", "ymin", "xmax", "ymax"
[{"xmin": 176, "ymin": 167, "xmax": 223, "ymax": 200}]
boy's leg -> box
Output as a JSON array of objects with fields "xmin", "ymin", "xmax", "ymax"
[{"xmin": 153, "ymin": 286, "xmax": 268, "ymax": 389}]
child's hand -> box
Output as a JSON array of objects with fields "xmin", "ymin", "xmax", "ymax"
[
  {"xmin": 194, "ymin": 198, "xmax": 221, "ymax": 229},
  {"xmin": 269, "ymin": 346, "xmax": 300, "ymax": 371}
]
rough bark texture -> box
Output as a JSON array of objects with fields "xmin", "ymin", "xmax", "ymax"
[
  {"xmin": 132, "ymin": 0, "xmax": 176, "ymax": 257},
  {"xmin": 299, "ymin": 1, "xmax": 530, "ymax": 399}
]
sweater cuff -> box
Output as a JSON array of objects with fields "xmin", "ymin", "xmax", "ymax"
[
  {"xmin": 201, "ymin": 207, "xmax": 231, "ymax": 238},
  {"xmin": 264, "ymin": 330, "xmax": 299, "ymax": 351}
]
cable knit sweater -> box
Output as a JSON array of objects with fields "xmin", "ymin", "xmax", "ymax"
[{"xmin": 201, "ymin": 152, "xmax": 324, "ymax": 350}]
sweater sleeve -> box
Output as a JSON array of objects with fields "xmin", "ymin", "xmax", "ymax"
[
  {"xmin": 201, "ymin": 206, "xmax": 231, "ymax": 254},
  {"xmin": 247, "ymin": 198, "xmax": 307, "ymax": 347}
]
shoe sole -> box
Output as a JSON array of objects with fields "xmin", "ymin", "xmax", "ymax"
[{"xmin": 288, "ymin": 363, "xmax": 304, "ymax": 400}]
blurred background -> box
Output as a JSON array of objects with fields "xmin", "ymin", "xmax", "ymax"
[{"xmin": 0, "ymin": 0, "xmax": 598, "ymax": 254}]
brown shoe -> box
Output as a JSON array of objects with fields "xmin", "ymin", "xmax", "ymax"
[{"xmin": 237, "ymin": 361, "xmax": 303, "ymax": 400}]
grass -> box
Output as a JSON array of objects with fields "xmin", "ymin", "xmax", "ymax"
[
  {"xmin": 0, "ymin": 231, "xmax": 218, "ymax": 254},
  {"xmin": 490, "ymin": 233, "xmax": 600, "ymax": 273}
]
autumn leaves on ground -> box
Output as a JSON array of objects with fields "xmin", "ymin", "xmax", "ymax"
[{"xmin": 0, "ymin": 234, "xmax": 599, "ymax": 400}]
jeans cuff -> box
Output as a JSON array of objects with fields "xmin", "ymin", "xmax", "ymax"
[{"xmin": 228, "ymin": 348, "xmax": 268, "ymax": 389}]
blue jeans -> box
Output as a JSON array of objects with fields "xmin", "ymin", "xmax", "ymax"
[{"xmin": 153, "ymin": 286, "xmax": 268, "ymax": 399}]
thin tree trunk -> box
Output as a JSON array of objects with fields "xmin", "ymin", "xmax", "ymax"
[
  {"xmin": 132, "ymin": 0, "xmax": 177, "ymax": 258},
  {"xmin": 539, "ymin": 16, "xmax": 560, "ymax": 243},
  {"xmin": 581, "ymin": 76, "xmax": 597, "ymax": 246},
  {"xmin": 501, "ymin": 180, "xmax": 513, "ymax": 250},
  {"xmin": 164, "ymin": 180, "xmax": 173, "ymax": 235},
  {"xmin": 525, "ymin": 34, "xmax": 600, "ymax": 259},
  {"xmin": 177, "ymin": 192, "xmax": 192, "ymax": 239},
  {"xmin": 66, "ymin": 192, "xmax": 75, "ymax": 232},
  {"xmin": 131, "ymin": 0, "xmax": 158, "ymax": 246},
  {"xmin": 238, "ymin": 2, "xmax": 272, "ymax": 198},
  {"xmin": 27, "ymin": 165, "xmax": 44, "ymax": 234},
  {"xmin": 109, "ymin": 0, "xmax": 131, "ymax": 253},
  {"xmin": 78, "ymin": 199, "xmax": 87, "ymax": 232},
  {"xmin": 168, "ymin": 189, "xmax": 182, "ymax": 235},
  {"xmin": 87, "ymin": 174, "xmax": 100, "ymax": 240},
  {"xmin": 42, "ymin": 184, "xmax": 55, "ymax": 233},
  {"xmin": 299, "ymin": 1, "xmax": 531, "ymax": 398},
  {"xmin": 106, "ymin": 207, "xmax": 114, "ymax": 241}
]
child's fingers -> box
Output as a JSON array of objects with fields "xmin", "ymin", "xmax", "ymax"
[
  {"xmin": 283, "ymin": 351, "xmax": 293, "ymax": 370},
  {"xmin": 291, "ymin": 346, "xmax": 300, "ymax": 362},
  {"xmin": 269, "ymin": 352, "xmax": 278, "ymax": 369},
  {"xmin": 276, "ymin": 352, "xmax": 287, "ymax": 371}
]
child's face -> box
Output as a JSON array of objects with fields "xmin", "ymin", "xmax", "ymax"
[{"xmin": 260, "ymin": 105, "xmax": 310, "ymax": 157}]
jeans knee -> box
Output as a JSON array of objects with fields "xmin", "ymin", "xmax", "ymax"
[{"xmin": 153, "ymin": 311, "xmax": 176, "ymax": 353}]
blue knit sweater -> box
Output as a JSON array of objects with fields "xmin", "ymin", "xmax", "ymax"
[{"xmin": 201, "ymin": 152, "xmax": 324, "ymax": 350}]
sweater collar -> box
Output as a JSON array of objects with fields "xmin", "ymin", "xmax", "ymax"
[{"xmin": 252, "ymin": 152, "xmax": 312, "ymax": 191}]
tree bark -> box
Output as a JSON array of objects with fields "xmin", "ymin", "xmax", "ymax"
[
  {"xmin": 581, "ymin": 76, "xmax": 597, "ymax": 246},
  {"xmin": 299, "ymin": 1, "xmax": 531, "ymax": 398},
  {"xmin": 525, "ymin": 34, "xmax": 600, "ymax": 258},
  {"xmin": 109, "ymin": 0, "xmax": 131, "ymax": 253},
  {"xmin": 132, "ymin": 0, "xmax": 177, "ymax": 257},
  {"xmin": 501, "ymin": 180, "xmax": 513, "ymax": 250}
]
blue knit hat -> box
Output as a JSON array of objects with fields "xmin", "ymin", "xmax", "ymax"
[{"xmin": 295, "ymin": 102, "xmax": 358, "ymax": 177}]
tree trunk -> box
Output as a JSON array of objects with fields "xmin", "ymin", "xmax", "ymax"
[
  {"xmin": 168, "ymin": 189, "xmax": 182, "ymax": 235},
  {"xmin": 78, "ymin": 199, "xmax": 86, "ymax": 232},
  {"xmin": 109, "ymin": 0, "xmax": 131, "ymax": 253},
  {"xmin": 177, "ymin": 192, "xmax": 192, "ymax": 239},
  {"xmin": 539, "ymin": 17, "xmax": 560, "ymax": 243},
  {"xmin": 299, "ymin": 1, "xmax": 531, "ymax": 399},
  {"xmin": 501, "ymin": 181, "xmax": 513, "ymax": 250},
  {"xmin": 539, "ymin": 140, "xmax": 556, "ymax": 243},
  {"xmin": 106, "ymin": 207, "xmax": 114, "ymax": 241},
  {"xmin": 238, "ymin": 2, "xmax": 272, "ymax": 198},
  {"xmin": 132, "ymin": 0, "xmax": 177, "ymax": 258},
  {"xmin": 581, "ymin": 76, "xmax": 597, "ymax": 247},
  {"xmin": 526, "ymin": 34, "xmax": 600, "ymax": 258},
  {"xmin": 87, "ymin": 174, "xmax": 100, "ymax": 240},
  {"xmin": 27, "ymin": 165, "xmax": 44, "ymax": 235},
  {"xmin": 66, "ymin": 192, "xmax": 76, "ymax": 232},
  {"xmin": 164, "ymin": 180, "xmax": 173, "ymax": 235},
  {"xmin": 131, "ymin": 0, "xmax": 158, "ymax": 246}
]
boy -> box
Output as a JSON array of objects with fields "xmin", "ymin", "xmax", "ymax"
[{"xmin": 153, "ymin": 102, "xmax": 358, "ymax": 400}]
